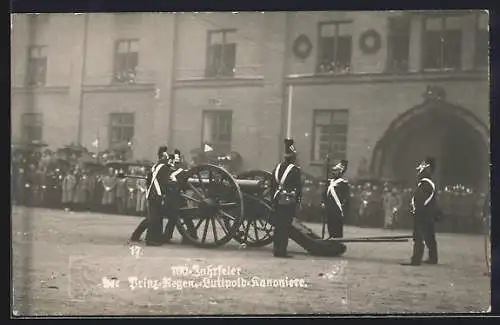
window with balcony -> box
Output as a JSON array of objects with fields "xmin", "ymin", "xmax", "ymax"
[
  {"xmin": 26, "ymin": 46, "xmax": 47, "ymax": 86},
  {"xmin": 387, "ymin": 16, "xmax": 410, "ymax": 72},
  {"xmin": 206, "ymin": 30, "xmax": 237, "ymax": 78},
  {"xmin": 114, "ymin": 39, "xmax": 139, "ymax": 83},
  {"xmin": 202, "ymin": 110, "xmax": 232, "ymax": 153},
  {"xmin": 475, "ymin": 11, "xmax": 489, "ymax": 68},
  {"xmin": 21, "ymin": 113, "xmax": 43, "ymax": 142},
  {"xmin": 423, "ymin": 16, "xmax": 462, "ymax": 71},
  {"xmin": 312, "ymin": 110, "xmax": 349, "ymax": 161},
  {"xmin": 109, "ymin": 113, "xmax": 134, "ymax": 148},
  {"xmin": 317, "ymin": 21, "xmax": 352, "ymax": 74}
]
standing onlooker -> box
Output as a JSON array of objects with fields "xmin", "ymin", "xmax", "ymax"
[
  {"xmin": 92, "ymin": 170, "xmax": 104, "ymax": 212},
  {"xmin": 383, "ymin": 187, "xmax": 402, "ymax": 229},
  {"xmin": 382, "ymin": 186, "xmax": 392, "ymax": 229},
  {"xmin": 136, "ymin": 167, "xmax": 148, "ymax": 215},
  {"xmin": 62, "ymin": 168, "xmax": 76, "ymax": 211},
  {"xmin": 74, "ymin": 168, "xmax": 90, "ymax": 211},
  {"xmin": 126, "ymin": 168, "xmax": 138, "ymax": 214},
  {"xmin": 101, "ymin": 168, "xmax": 117, "ymax": 213},
  {"xmin": 115, "ymin": 168, "xmax": 127, "ymax": 214}
]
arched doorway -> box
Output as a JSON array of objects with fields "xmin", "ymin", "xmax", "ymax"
[{"xmin": 371, "ymin": 96, "xmax": 490, "ymax": 192}]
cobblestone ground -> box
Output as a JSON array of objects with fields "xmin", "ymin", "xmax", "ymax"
[{"xmin": 11, "ymin": 206, "xmax": 490, "ymax": 316}]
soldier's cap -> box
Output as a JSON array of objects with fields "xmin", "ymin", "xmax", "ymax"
[
  {"xmin": 173, "ymin": 149, "xmax": 181, "ymax": 162},
  {"xmin": 157, "ymin": 146, "xmax": 169, "ymax": 159},
  {"xmin": 332, "ymin": 159, "xmax": 348, "ymax": 171},
  {"xmin": 416, "ymin": 156, "xmax": 435, "ymax": 173},
  {"xmin": 284, "ymin": 138, "xmax": 297, "ymax": 156}
]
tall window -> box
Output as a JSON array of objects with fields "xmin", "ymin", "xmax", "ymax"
[
  {"xmin": 387, "ymin": 16, "xmax": 410, "ymax": 72},
  {"xmin": 21, "ymin": 113, "xmax": 43, "ymax": 142},
  {"xmin": 26, "ymin": 46, "xmax": 47, "ymax": 86},
  {"xmin": 423, "ymin": 16, "xmax": 462, "ymax": 70},
  {"xmin": 109, "ymin": 113, "xmax": 134, "ymax": 148},
  {"xmin": 202, "ymin": 110, "xmax": 232, "ymax": 153},
  {"xmin": 206, "ymin": 30, "xmax": 237, "ymax": 78},
  {"xmin": 475, "ymin": 12, "xmax": 489, "ymax": 68},
  {"xmin": 317, "ymin": 21, "xmax": 353, "ymax": 74},
  {"xmin": 312, "ymin": 110, "xmax": 349, "ymax": 161},
  {"xmin": 114, "ymin": 39, "xmax": 139, "ymax": 83}
]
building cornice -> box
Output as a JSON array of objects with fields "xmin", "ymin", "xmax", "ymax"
[
  {"xmin": 174, "ymin": 77, "xmax": 264, "ymax": 89},
  {"xmin": 286, "ymin": 70, "xmax": 489, "ymax": 86},
  {"xmin": 82, "ymin": 83, "xmax": 156, "ymax": 93},
  {"xmin": 11, "ymin": 86, "xmax": 70, "ymax": 94}
]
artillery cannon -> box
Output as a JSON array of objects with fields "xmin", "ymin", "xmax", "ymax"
[
  {"xmin": 123, "ymin": 163, "xmax": 413, "ymax": 257},
  {"xmin": 124, "ymin": 164, "xmax": 265, "ymax": 248}
]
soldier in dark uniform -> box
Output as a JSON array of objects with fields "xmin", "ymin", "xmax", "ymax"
[
  {"xmin": 402, "ymin": 157, "xmax": 440, "ymax": 266},
  {"xmin": 144, "ymin": 146, "xmax": 172, "ymax": 246},
  {"xmin": 321, "ymin": 160, "xmax": 350, "ymax": 238},
  {"xmin": 270, "ymin": 139, "xmax": 302, "ymax": 258},
  {"xmin": 163, "ymin": 149, "xmax": 198, "ymax": 243}
]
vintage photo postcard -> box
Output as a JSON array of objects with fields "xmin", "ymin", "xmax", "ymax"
[{"xmin": 10, "ymin": 10, "xmax": 491, "ymax": 316}]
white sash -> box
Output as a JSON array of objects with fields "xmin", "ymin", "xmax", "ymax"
[
  {"xmin": 146, "ymin": 163, "xmax": 164, "ymax": 199},
  {"xmin": 410, "ymin": 177, "xmax": 436, "ymax": 211},
  {"xmin": 327, "ymin": 178, "xmax": 346, "ymax": 216},
  {"xmin": 420, "ymin": 177, "xmax": 435, "ymax": 206},
  {"xmin": 273, "ymin": 163, "xmax": 295, "ymax": 200},
  {"xmin": 170, "ymin": 168, "xmax": 184, "ymax": 182}
]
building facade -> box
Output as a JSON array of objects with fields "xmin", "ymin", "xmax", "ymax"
[{"xmin": 11, "ymin": 11, "xmax": 490, "ymax": 190}]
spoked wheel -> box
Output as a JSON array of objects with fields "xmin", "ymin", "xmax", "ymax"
[
  {"xmin": 176, "ymin": 164, "xmax": 244, "ymax": 248},
  {"xmin": 235, "ymin": 170, "xmax": 275, "ymax": 247},
  {"xmin": 483, "ymin": 194, "xmax": 491, "ymax": 276}
]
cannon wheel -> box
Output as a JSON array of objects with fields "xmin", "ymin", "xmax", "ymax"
[
  {"xmin": 175, "ymin": 164, "xmax": 244, "ymax": 248},
  {"xmin": 234, "ymin": 170, "xmax": 275, "ymax": 247}
]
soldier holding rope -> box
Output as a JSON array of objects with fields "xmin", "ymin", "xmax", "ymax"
[
  {"xmin": 130, "ymin": 146, "xmax": 172, "ymax": 246},
  {"xmin": 321, "ymin": 160, "xmax": 350, "ymax": 239},
  {"xmin": 162, "ymin": 149, "xmax": 198, "ymax": 243},
  {"xmin": 402, "ymin": 157, "xmax": 440, "ymax": 266},
  {"xmin": 270, "ymin": 139, "xmax": 302, "ymax": 258}
]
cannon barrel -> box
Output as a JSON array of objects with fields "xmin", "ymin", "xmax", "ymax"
[
  {"xmin": 119, "ymin": 174, "xmax": 264, "ymax": 189},
  {"xmin": 186, "ymin": 178, "xmax": 263, "ymax": 188},
  {"xmin": 118, "ymin": 174, "xmax": 265, "ymax": 190}
]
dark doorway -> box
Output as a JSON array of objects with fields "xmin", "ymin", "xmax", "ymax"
[{"xmin": 376, "ymin": 105, "xmax": 489, "ymax": 192}]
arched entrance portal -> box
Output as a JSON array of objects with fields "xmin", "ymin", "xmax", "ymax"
[{"xmin": 371, "ymin": 98, "xmax": 489, "ymax": 192}]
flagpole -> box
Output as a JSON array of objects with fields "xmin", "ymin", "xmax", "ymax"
[{"xmin": 286, "ymin": 84, "xmax": 293, "ymax": 138}]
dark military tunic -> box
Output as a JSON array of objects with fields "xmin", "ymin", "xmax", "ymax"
[
  {"xmin": 410, "ymin": 176, "xmax": 439, "ymax": 264},
  {"xmin": 162, "ymin": 165, "xmax": 195, "ymax": 242},
  {"xmin": 322, "ymin": 177, "xmax": 350, "ymax": 238},
  {"xmin": 144, "ymin": 160, "xmax": 173, "ymax": 244}
]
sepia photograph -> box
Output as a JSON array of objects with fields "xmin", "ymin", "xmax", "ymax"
[{"xmin": 11, "ymin": 10, "xmax": 491, "ymax": 316}]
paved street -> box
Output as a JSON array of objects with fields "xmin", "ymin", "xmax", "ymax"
[{"xmin": 12, "ymin": 207, "xmax": 490, "ymax": 315}]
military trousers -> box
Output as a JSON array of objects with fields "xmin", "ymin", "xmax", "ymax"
[
  {"xmin": 326, "ymin": 205, "xmax": 344, "ymax": 238},
  {"xmin": 145, "ymin": 199, "xmax": 164, "ymax": 244},
  {"xmin": 411, "ymin": 215, "xmax": 438, "ymax": 264},
  {"xmin": 273, "ymin": 204, "xmax": 296, "ymax": 256}
]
